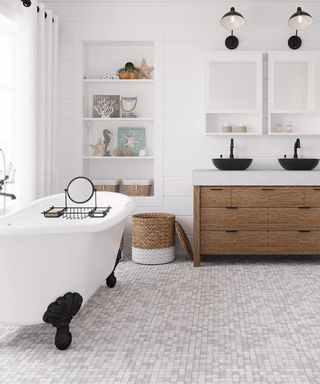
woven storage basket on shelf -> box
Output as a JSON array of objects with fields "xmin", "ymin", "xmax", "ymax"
[
  {"xmin": 93, "ymin": 179, "xmax": 120, "ymax": 193},
  {"xmin": 132, "ymin": 213, "xmax": 175, "ymax": 264},
  {"xmin": 122, "ymin": 179, "xmax": 152, "ymax": 196}
]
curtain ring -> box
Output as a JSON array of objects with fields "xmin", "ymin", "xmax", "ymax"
[{"xmin": 21, "ymin": 0, "xmax": 32, "ymax": 7}]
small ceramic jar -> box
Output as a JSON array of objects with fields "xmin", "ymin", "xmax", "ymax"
[
  {"xmin": 222, "ymin": 123, "xmax": 232, "ymax": 133},
  {"xmin": 237, "ymin": 123, "xmax": 247, "ymax": 133}
]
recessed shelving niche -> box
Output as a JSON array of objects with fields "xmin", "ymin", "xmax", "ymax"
[{"xmin": 73, "ymin": 35, "xmax": 163, "ymax": 206}]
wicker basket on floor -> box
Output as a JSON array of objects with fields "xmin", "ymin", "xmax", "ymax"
[{"xmin": 132, "ymin": 213, "xmax": 175, "ymax": 264}]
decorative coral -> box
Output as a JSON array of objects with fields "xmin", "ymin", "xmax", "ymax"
[{"xmin": 94, "ymin": 98, "xmax": 119, "ymax": 118}]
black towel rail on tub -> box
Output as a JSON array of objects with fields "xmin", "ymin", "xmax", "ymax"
[{"xmin": 42, "ymin": 206, "xmax": 111, "ymax": 219}]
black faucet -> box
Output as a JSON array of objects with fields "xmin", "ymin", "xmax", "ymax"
[
  {"xmin": 229, "ymin": 138, "xmax": 234, "ymax": 159},
  {"xmin": 0, "ymin": 192, "xmax": 16, "ymax": 200},
  {"xmin": 0, "ymin": 174, "xmax": 16, "ymax": 200},
  {"xmin": 294, "ymin": 138, "xmax": 301, "ymax": 159}
]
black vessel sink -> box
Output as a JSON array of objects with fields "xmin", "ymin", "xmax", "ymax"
[
  {"xmin": 278, "ymin": 158, "xmax": 319, "ymax": 171},
  {"xmin": 212, "ymin": 158, "xmax": 253, "ymax": 171}
]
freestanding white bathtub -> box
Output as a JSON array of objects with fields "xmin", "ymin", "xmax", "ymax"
[{"xmin": 0, "ymin": 191, "xmax": 134, "ymax": 349}]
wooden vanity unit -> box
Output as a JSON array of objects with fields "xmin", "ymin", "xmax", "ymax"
[{"xmin": 193, "ymin": 185, "xmax": 320, "ymax": 267}]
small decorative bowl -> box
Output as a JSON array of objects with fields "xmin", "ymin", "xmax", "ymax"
[{"xmin": 118, "ymin": 71, "xmax": 138, "ymax": 80}]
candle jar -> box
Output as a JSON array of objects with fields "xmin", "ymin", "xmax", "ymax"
[
  {"xmin": 222, "ymin": 123, "xmax": 232, "ymax": 133},
  {"xmin": 237, "ymin": 123, "xmax": 247, "ymax": 133}
]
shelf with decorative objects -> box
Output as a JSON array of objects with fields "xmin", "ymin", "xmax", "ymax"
[
  {"xmin": 82, "ymin": 156, "xmax": 154, "ymax": 160},
  {"xmin": 73, "ymin": 35, "xmax": 163, "ymax": 206},
  {"xmin": 83, "ymin": 79, "xmax": 154, "ymax": 84},
  {"xmin": 83, "ymin": 117, "xmax": 154, "ymax": 121},
  {"xmin": 205, "ymin": 131, "xmax": 262, "ymax": 136}
]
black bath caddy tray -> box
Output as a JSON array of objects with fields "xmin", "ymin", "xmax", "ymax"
[
  {"xmin": 42, "ymin": 177, "xmax": 112, "ymax": 220},
  {"xmin": 42, "ymin": 206, "xmax": 111, "ymax": 219}
]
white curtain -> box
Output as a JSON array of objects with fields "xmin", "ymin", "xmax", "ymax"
[
  {"xmin": 0, "ymin": 0, "xmax": 37, "ymax": 210},
  {"xmin": 37, "ymin": 2, "xmax": 58, "ymax": 197}
]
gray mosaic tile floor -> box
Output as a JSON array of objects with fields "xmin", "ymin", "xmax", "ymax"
[{"xmin": 1, "ymin": 255, "xmax": 320, "ymax": 384}]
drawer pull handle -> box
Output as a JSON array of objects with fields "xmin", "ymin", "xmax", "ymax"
[
  {"xmin": 262, "ymin": 188, "xmax": 275, "ymax": 191},
  {"xmin": 298, "ymin": 230, "xmax": 311, "ymax": 233},
  {"xmin": 226, "ymin": 230, "xmax": 239, "ymax": 233},
  {"xmin": 299, "ymin": 206, "xmax": 311, "ymax": 209},
  {"xmin": 314, "ymin": 188, "xmax": 320, "ymax": 191},
  {"xmin": 210, "ymin": 188, "xmax": 223, "ymax": 191},
  {"xmin": 225, "ymin": 206, "xmax": 238, "ymax": 209}
]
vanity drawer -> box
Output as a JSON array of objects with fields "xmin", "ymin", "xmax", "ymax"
[
  {"xmin": 201, "ymin": 187, "xmax": 231, "ymax": 207},
  {"xmin": 268, "ymin": 231, "xmax": 320, "ymax": 254},
  {"xmin": 232, "ymin": 188, "xmax": 304, "ymax": 207},
  {"xmin": 268, "ymin": 208, "xmax": 320, "ymax": 230},
  {"xmin": 305, "ymin": 189, "xmax": 320, "ymax": 207},
  {"xmin": 201, "ymin": 208, "xmax": 267, "ymax": 231},
  {"xmin": 201, "ymin": 231, "xmax": 267, "ymax": 254}
]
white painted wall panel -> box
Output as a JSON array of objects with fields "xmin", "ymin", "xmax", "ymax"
[
  {"xmin": 57, "ymin": 79, "xmax": 72, "ymax": 98},
  {"xmin": 59, "ymin": 40, "xmax": 73, "ymax": 60},
  {"xmin": 56, "ymin": 118, "xmax": 73, "ymax": 139},
  {"xmin": 164, "ymin": 80, "xmax": 203, "ymax": 99},
  {"xmin": 57, "ymin": 99, "xmax": 72, "ymax": 118},
  {"xmin": 58, "ymin": 60, "xmax": 73, "ymax": 79},
  {"xmin": 164, "ymin": 118, "xmax": 204, "ymax": 138},
  {"xmin": 164, "ymin": 177, "xmax": 193, "ymax": 196},
  {"xmin": 164, "ymin": 99, "xmax": 203, "ymax": 118},
  {"xmin": 164, "ymin": 157, "xmax": 212, "ymax": 177},
  {"xmin": 163, "ymin": 60, "xmax": 203, "ymax": 81}
]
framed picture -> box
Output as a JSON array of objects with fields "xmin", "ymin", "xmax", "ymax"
[
  {"xmin": 117, "ymin": 127, "xmax": 145, "ymax": 156},
  {"xmin": 93, "ymin": 95, "xmax": 120, "ymax": 118}
]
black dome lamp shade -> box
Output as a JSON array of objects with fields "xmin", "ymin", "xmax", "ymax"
[
  {"xmin": 220, "ymin": 7, "xmax": 246, "ymax": 50},
  {"xmin": 288, "ymin": 7, "xmax": 313, "ymax": 50}
]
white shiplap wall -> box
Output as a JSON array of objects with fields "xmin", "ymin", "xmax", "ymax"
[{"xmin": 44, "ymin": 0, "xmax": 320, "ymax": 254}]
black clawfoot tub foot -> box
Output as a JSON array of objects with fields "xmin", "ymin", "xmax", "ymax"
[
  {"xmin": 106, "ymin": 273, "xmax": 117, "ymax": 288},
  {"xmin": 43, "ymin": 292, "xmax": 83, "ymax": 350},
  {"xmin": 106, "ymin": 248, "xmax": 122, "ymax": 288}
]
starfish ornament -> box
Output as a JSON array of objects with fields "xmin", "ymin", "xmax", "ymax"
[
  {"xmin": 90, "ymin": 138, "xmax": 105, "ymax": 156},
  {"xmin": 124, "ymin": 135, "xmax": 139, "ymax": 149},
  {"xmin": 137, "ymin": 58, "xmax": 154, "ymax": 79}
]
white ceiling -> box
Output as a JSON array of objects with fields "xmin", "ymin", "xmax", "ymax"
[{"xmin": 42, "ymin": 0, "xmax": 320, "ymax": 3}]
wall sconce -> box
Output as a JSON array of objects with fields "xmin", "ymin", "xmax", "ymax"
[
  {"xmin": 20, "ymin": 0, "xmax": 32, "ymax": 7},
  {"xmin": 220, "ymin": 7, "xmax": 245, "ymax": 50},
  {"xmin": 288, "ymin": 7, "xmax": 313, "ymax": 50}
]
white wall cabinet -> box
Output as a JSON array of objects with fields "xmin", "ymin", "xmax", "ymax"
[
  {"xmin": 206, "ymin": 51, "xmax": 320, "ymax": 137},
  {"xmin": 73, "ymin": 34, "xmax": 163, "ymax": 206},
  {"xmin": 205, "ymin": 51, "xmax": 263, "ymax": 136},
  {"xmin": 269, "ymin": 51, "xmax": 320, "ymax": 135}
]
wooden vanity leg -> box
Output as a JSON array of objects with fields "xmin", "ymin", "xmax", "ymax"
[{"xmin": 194, "ymin": 186, "xmax": 201, "ymax": 267}]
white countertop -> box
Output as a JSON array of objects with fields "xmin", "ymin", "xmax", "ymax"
[{"xmin": 192, "ymin": 169, "xmax": 320, "ymax": 186}]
